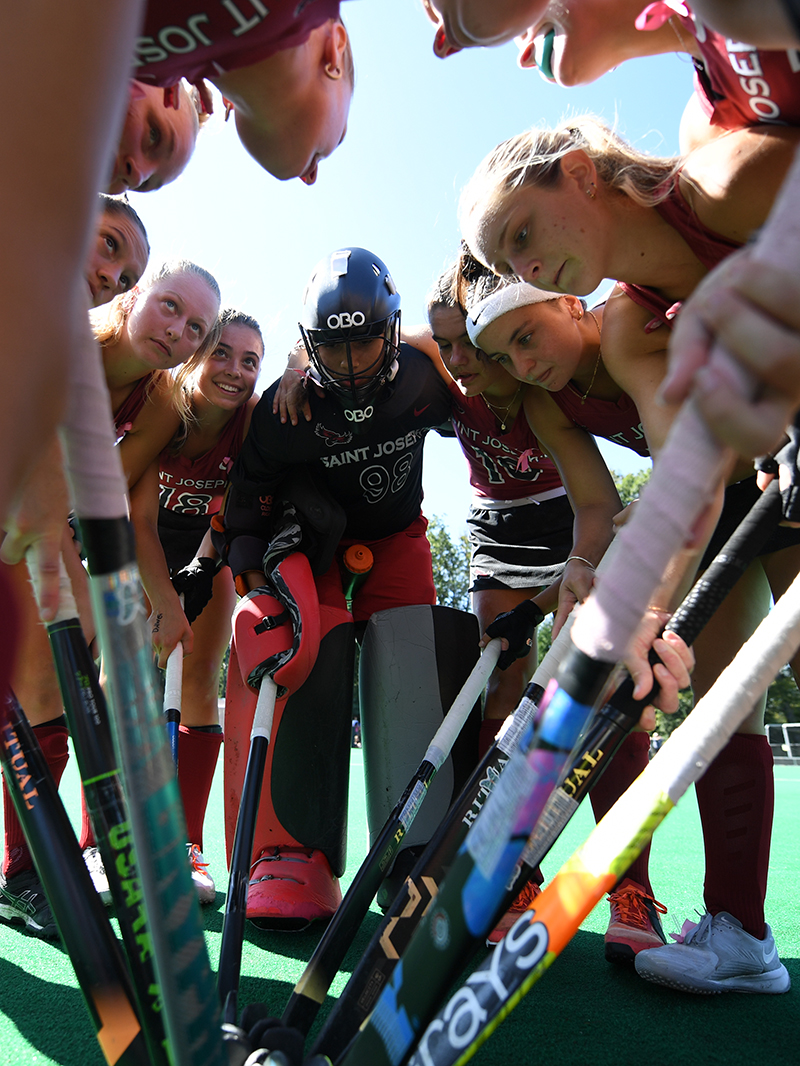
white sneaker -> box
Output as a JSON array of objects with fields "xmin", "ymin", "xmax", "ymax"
[
  {"xmin": 635, "ymin": 911, "xmax": 791, "ymax": 994},
  {"xmin": 83, "ymin": 847, "xmax": 112, "ymax": 906},
  {"xmin": 187, "ymin": 843, "xmax": 216, "ymax": 905}
]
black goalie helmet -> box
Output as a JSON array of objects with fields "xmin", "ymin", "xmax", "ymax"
[{"xmin": 300, "ymin": 248, "xmax": 401, "ymax": 428}]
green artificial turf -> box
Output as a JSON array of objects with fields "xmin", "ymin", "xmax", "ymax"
[{"xmin": 1, "ymin": 748, "xmax": 798, "ymax": 1066}]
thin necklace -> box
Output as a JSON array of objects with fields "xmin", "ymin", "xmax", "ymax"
[
  {"xmin": 481, "ymin": 384, "xmax": 521, "ymax": 431},
  {"xmin": 575, "ymin": 310, "xmax": 602, "ymax": 404}
]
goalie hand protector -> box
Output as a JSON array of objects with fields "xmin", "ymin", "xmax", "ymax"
[{"xmin": 485, "ymin": 599, "xmax": 545, "ymax": 670}]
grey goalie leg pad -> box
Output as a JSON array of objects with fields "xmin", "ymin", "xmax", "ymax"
[
  {"xmin": 269, "ymin": 617, "xmax": 356, "ymax": 877},
  {"xmin": 359, "ymin": 605, "xmax": 481, "ymax": 868}
]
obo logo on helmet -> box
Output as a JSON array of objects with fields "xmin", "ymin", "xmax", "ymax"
[{"xmin": 327, "ymin": 311, "xmax": 366, "ymax": 330}]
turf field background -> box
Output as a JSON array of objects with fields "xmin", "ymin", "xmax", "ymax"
[{"xmin": 0, "ymin": 747, "xmax": 798, "ymax": 1066}]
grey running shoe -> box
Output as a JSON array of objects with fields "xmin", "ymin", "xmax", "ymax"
[{"xmin": 635, "ymin": 911, "xmax": 791, "ymax": 994}]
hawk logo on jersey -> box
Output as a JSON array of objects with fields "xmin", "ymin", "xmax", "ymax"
[{"xmin": 314, "ymin": 423, "xmax": 353, "ymax": 447}]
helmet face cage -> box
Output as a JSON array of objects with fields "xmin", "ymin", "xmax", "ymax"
[
  {"xmin": 301, "ymin": 310, "xmax": 401, "ymax": 409},
  {"xmin": 299, "ymin": 249, "xmax": 402, "ymax": 427}
]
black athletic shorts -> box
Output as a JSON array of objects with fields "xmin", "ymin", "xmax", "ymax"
[
  {"xmin": 467, "ymin": 491, "xmax": 574, "ymax": 592},
  {"xmin": 157, "ymin": 508, "xmax": 213, "ymax": 573},
  {"xmin": 700, "ymin": 476, "xmax": 800, "ymax": 570}
]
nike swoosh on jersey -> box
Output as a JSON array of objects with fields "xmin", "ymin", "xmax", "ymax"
[{"xmin": 414, "ymin": 404, "xmax": 431, "ymax": 417}]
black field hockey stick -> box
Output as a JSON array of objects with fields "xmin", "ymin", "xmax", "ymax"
[
  {"xmin": 218, "ymin": 673, "xmax": 278, "ymax": 1022},
  {"xmin": 281, "ymin": 639, "xmax": 502, "ymax": 1036},
  {"xmin": 408, "ymin": 567, "xmax": 800, "ymax": 1066},
  {"xmin": 58, "ymin": 332, "xmax": 226, "ymax": 1065},
  {"xmin": 313, "ymin": 479, "xmax": 782, "ymax": 1061},
  {"xmin": 33, "ymin": 556, "xmax": 170, "ymax": 1065},
  {"xmin": 309, "ymin": 627, "xmax": 579, "ymax": 1062},
  {"xmin": 496, "ymin": 478, "xmax": 784, "ymax": 920},
  {"xmin": 0, "ymin": 688, "xmax": 150, "ymax": 1066}
]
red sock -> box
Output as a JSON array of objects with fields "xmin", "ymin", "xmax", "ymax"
[
  {"xmin": 478, "ymin": 718, "xmax": 502, "ymax": 760},
  {"xmin": 589, "ymin": 732, "xmax": 652, "ymax": 895},
  {"xmin": 177, "ymin": 725, "xmax": 223, "ymax": 850},
  {"xmin": 695, "ymin": 732, "xmax": 773, "ymax": 939},
  {"xmin": 3, "ymin": 719, "xmax": 69, "ymax": 878},
  {"xmin": 78, "ymin": 788, "xmax": 95, "ymax": 851}
]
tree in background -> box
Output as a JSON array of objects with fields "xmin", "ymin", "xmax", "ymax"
[
  {"xmin": 613, "ymin": 466, "xmax": 651, "ymax": 508},
  {"xmin": 427, "ymin": 516, "xmax": 471, "ymax": 611}
]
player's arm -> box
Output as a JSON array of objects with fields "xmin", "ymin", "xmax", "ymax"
[
  {"xmin": 400, "ymin": 324, "xmax": 453, "ymax": 385},
  {"xmin": 129, "ymin": 459, "xmax": 193, "ymax": 666},
  {"xmin": 214, "ymin": 407, "xmax": 286, "ymax": 591},
  {"xmin": 117, "ymin": 373, "xmax": 182, "ymax": 490},
  {"xmin": 686, "ymin": 125, "xmax": 800, "ymax": 245},
  {"xmin": 272, "ymin": 341, "xmax": 314, "ymax": 425},
  {"xmin": 523, "ymin": 388, "xmax": 621, "ymax": 635}
]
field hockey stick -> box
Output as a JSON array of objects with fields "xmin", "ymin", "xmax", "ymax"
[
  {"xmin": 28, "ymin": 555, "xmax": 170, "ymax": 1065},
  {"xmin": 164, "ymin": 637, "xmax": 183, "ymax": 767},
  {"xmin": 409, "ymin": 566, "xmax": 800, "ymax": 1066},
  {"xmin": 310, "ymin": 624, "xmax": 578, "ymax": 1063},
  {"xmin": 281, "ymin": 638, "xmax": 502, "ymax": 1036},
  {"xmin": 58, "ymin": 333, "xmax": 225, "ymax": 1066},
  {"xmin": 218, "ymin": 674, "xmax": 278, "ymax": 1023},
  {"xmin": 0, "ymin": 687, "xmax": 150, "ymax": 1065},
  {"xmin": 500, "ymin": 478, "xmax": 784, "ymax": 909}
]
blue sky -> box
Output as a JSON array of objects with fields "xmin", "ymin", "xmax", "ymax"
[{"xmin": 130, "ymin": 1, "xmax": 696, "ymax": 533}]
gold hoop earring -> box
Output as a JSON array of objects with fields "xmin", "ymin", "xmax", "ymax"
[
  {"xmin": 325, "ymin": 63, "xmax": 342, "ymax": 79},
  {"xmin": 586, "ymin": 183, "xmax": 596, "ymax": 200}
]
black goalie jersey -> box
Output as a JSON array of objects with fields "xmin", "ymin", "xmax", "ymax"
[{"xmin": 225, "ymin": 345, "xmax": 452, "ymax": 546}]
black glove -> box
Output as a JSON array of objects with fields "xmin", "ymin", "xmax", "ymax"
[
  {"xmin": 775, "ymin": 415, "xmax": 800, "ymax": 523},
  {"xmin": 171, "ymin": 557, "xmax": 218, "ymax": 624},
  {"xmin": 755, "ymin": 412, "xmax": 800, "ymax": 523},
  {"xmin": 485, "ymin": 599, "xmax": 545, "ymax": 670}
]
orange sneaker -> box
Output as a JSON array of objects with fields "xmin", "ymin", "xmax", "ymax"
[
  {"xmin": 605, "ymin": 878, "xmax": 667, "ymax": 963},
  {"xmin": 246, "ymin": 847, "xmax": 342, "ymax": 931},
  {"xmin": 486, "ymin": 878, "xmax": 541, "ymax": 946}
]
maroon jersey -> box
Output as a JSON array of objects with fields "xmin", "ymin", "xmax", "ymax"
[
  {"xmin": 617, "ymin": 174, "xmax": 741, "ymax": 329},
  {"xmin": 447, "ymin": 378, "xmax": 563, "ymax": 500},
  {"xmin": 638, "ymin": 4, "xmax": 800, "ymax": 129},
  {"xmin": 159, "ymin": 403, "xmax": 248, "ymax": 516},
  {"xmin": 135, "ymin": 0, "xmax": 341, "ymax": 87},
  {"xmin": 552, "ymin": 383, "xmax": 650, "ymax": 458},
  {"xmin": 680, "ymin": 8, "xmax": 800, "ymax": 129},
  {"xmin": 113, "ymin": 371, "xmax": 158, "ymax": 441}
]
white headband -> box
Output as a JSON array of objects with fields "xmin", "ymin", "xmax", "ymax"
[{"xmin": 466, "ymin": 283, "xmax": 561, "ymax": 346}]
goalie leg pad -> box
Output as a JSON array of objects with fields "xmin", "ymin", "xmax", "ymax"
[
  {"xmin": 224, "ymin": 600, "xmax": 354, "ymax": 875},
  {"xmin": 262, "ymin": 604, "xmax": 355, "ymax": 876},
  {"xmin": 359, "ymin": 605, "xmax": 481, "ymax": 863}
]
